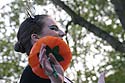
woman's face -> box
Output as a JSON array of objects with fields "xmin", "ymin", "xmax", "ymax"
[
  {"xmin": 40, "ymin": 16, "xmax": 65, "ymax": 38},
  {"xmin": 31, "ymin": 16, "xmax": 65, "ymax": 44}
]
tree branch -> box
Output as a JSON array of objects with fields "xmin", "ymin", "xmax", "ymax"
[
  {"xmin": 51, "ymin": 0, "xmax": 125, "ymax": 52},
  {"xmin": 65, "ymin": 21, "xmax": 72, "ymax": 45},
  {"xmin": 111, "ymin": 0, "xmax": 125, "ymax": 30}
]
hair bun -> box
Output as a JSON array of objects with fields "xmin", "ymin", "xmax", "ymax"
[{"xmin": 14, "ymin": 41, "xmax": 25, "ymax": 53}]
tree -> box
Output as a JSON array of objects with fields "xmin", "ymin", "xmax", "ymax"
[{"xmin": 51, "ymin": 0, "xmax": 125, "ymax": 52}]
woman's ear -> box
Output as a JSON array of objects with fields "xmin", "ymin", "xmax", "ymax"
[{"xmin": 31, "ymin": 34, "xmax": 40, "ymax": 43}]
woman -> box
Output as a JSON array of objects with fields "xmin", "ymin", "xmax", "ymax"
[{"xmin": 14, "ymin": 15, "xmax": 73, "ymax": 83}]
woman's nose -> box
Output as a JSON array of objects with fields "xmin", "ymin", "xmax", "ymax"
[{"xmin": 58, "ymin": 30, "xmax": 65, "ymax": 37}]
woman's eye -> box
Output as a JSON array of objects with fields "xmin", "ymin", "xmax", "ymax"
[
  {"xmin": 50, "ymin": 27, "xmax": 56, "ymax": 30},
  {"xmin": 49, "ymin": 25, "xmax": 59, "ymax": 31}
]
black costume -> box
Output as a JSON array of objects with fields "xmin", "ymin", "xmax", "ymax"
[{"xmin": 19, "ymin": 65, "xmax": 73, "ymax": 83}]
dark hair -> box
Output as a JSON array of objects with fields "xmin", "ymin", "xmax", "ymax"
[{"xmin": 14, "ymin": 15, "xmax": 49, "ymax": 55}]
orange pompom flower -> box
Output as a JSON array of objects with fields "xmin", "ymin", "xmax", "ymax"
[{"xmin": 28, "ymin": 36, "xmax": 72, "ymax": 79}]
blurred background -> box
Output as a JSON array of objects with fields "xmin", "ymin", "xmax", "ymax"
[{"xmin": 0, "ymin": 0, "xmax": 125, "ymax": 83}]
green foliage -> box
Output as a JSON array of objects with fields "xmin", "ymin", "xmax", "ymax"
[
  {"xmin": 64, "ymin": 0, "xmax": 125, "ymax": 83},
  {"xmin": 0, "ymin": 0, "xmax": 27, "ymax": 82},
  {"xmin": 0, "ymin": 38, "xmax": 23, "ymax": 82},
  {"xmin": 106, "ymin": 69, "xmax": 125, "ymax": 83},
  {"xmin": 35, "ymin": 0, "xmax": 47, "ymax": 5}
]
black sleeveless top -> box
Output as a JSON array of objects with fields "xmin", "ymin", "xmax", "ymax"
[{"xmin": 19, "ymin": 65, "xmax": 73, "ymax": 83}]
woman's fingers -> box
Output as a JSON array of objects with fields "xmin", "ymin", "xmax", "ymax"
[
  {"xmin": 39, "ymin": 44, "xmax": 46, "ymax": 62},
  {"xmin": 42, "ymin": 53, "xmax": 60, "ymax": 75},
  {"xmin": 49, "ymin": 53, "xmax": 59, "ymax": 65},
  {"xmin": 42, "ymin": 55, "xmax": 53, "ymax": 73},
  {"xmin": 39, "ymin": 45, "xmax": 63, "ymax": 78},
  {"xmin": 49, "ymin": 53, "xmax": 64, "ymax": 75}
]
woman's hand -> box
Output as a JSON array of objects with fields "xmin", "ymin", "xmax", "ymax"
[{"xmin": 39, "ymin": 44, "xmax": 64, "ymax": 83}]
